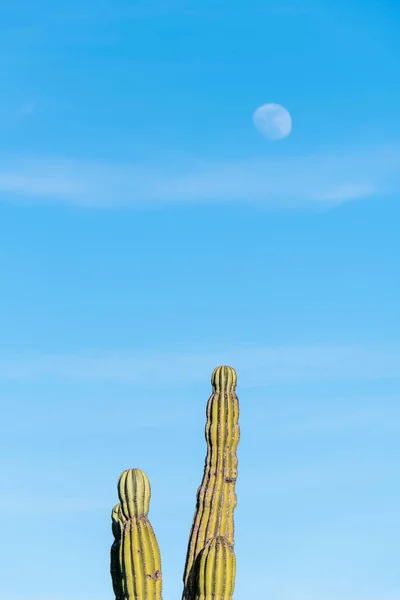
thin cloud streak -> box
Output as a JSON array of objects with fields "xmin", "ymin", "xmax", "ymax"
[
  {"xmin": 0, "ymin": 144, "xmax": 399, "ymax": 208},
  {"xmin": 1, "ymin": 343, "xmax": 400, "ymax": 384}
]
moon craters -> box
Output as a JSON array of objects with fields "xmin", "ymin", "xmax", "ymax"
[{"xmin": 253, "ymin": 103, "xmax": 292, "ymax": 140}]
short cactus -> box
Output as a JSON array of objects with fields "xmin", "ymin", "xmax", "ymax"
[
  {"xmin": 110, "ymin": 366, "xmax": 240, "ymax": 600},
  {"xmin": 193, "ymin": 536, "xmax": 236, "ymax": 600},
  {"xmin": 111, "ymin": 469, "xmax": 162, "ymax": 600},
  {"xmin": 110, "ymin": 504, "xmax": 124, "ymax": 600}
]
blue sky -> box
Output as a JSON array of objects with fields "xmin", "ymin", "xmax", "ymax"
[{"xmin": 0, "ymin": 1, "xmax": 400, "ymax": 599}]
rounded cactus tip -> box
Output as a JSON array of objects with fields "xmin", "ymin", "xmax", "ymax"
[
  {"xmin": 211, "ymin": 366, "xmax": 237, "ymax": 391},
  {"xmin": 205, "ymin": 535, "xmax": 234, "ymax": 553},
  {"xmin": 118, "ymin": 468, "xmax": 149, "ymax": 492},
  {"xmin": 111, "ymin": 503, "xmax": 122, "ymax": 520},
  {"xmin": 111, "ymin": 504, "xmax": 123, "ymax": 537},
  {"xmin": 118, "ymin": 468, "xmax": 151, "ymax": 519},
  {"xmin": 196, "ymin": 536, "xmax": 236, "ymax": 597}
]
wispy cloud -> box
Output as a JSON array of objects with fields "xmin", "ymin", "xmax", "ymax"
[
  {"xmin": 1, "ymin": 342, "xmax": 400, "ymax": 384},
  {"xmin": 0, "ymin": 144, "xmax": 399, "ymax": 208},
  {"xmin": 0, "ymin": 1, "xmax": 314, "ymax": 23}
]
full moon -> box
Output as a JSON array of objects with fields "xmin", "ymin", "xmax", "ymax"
[{"xmin": 253, "ymin": 103, "xmax": 292, "ymax": 140}]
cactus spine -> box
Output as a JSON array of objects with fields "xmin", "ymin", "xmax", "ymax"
[
  {"xmin": 111, "ymin": 469, "xmax": 162, "ymax": 600},
  {"xmin": 110, "ymin": 366, "xmax": 240, "ymax": 600}
]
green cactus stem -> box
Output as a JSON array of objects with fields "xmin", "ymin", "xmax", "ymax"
[
  {"xmin": 120, "ymin": 517, "xmax": 162, "ymax": 600},
  {"xmin": 110, "ymin": 504, "xmax": 125, "ymax": 600},
  {"xmin": 111, "ymin": 468, "xmax": 162, "ymax": 600},
  {"xmin": 182, "ymin": 366, "xmax": 240, "ymax": 600},
  {"xmin": 193, "ymin": 536, "xmax": 236, "ymax": 600}
]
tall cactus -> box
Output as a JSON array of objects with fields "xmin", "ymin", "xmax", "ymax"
[
  {"xmin": 110, "ymin": 366, "xmax": 240, "ymax": 600},
  {"xmin": 182, "ymin": 366, "xmax": 239, "ymax": 600}
]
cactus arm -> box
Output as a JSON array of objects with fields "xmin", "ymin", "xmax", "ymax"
[
  {"xmin": 194, "ymin": 536, "xmax": 236, "ymax": 600},
  {"xmin": 110, "ymin": 541, "xmax": 122, "ymax": 599},
  {"xmin": 182, "ymin": 366, "xmax": 240, "ymax": 600},
  {"xmin": 110, "ymin": 504, "xmax": 125, "ymax": 600}
]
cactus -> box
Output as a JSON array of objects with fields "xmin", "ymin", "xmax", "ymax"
[
  {"xmin": 192, "ymin": 536, "xmax": 236, "ymax": 600},
  {"xmin": 110, "ymin": 504, "xmax": 125, "ymax": 600},
  {"xmin": 110, "ymin": 366, "xmax": 240, "ymax": 600},
  {"xmin": 111, "ymin": 469, "xmax": 162, "ymax": 600},
  {"xmin": 182, "ymin": 366, "xmax": 239, "ymax": 600},
  {"xmin": 118, "ymin": 468, "xmax": 151, "ymax": 520}
]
